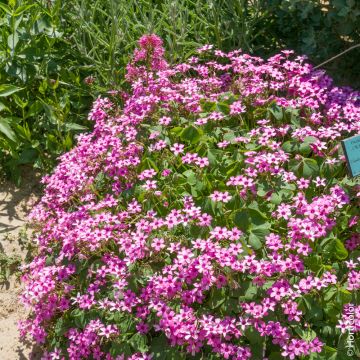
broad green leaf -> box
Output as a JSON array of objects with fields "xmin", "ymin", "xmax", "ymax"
[
  {"xmin": 282, "ymin": 136, "xmax": 315, "ymax": 156},
  {"xmin": 144, "ymin": 157, "xmax": 159, "ymax": 172},
  {"xmin": 207, "ymin": 148, "xmax": 223, "ymax": 166},
  {"xmin": 302, "ymin": 158, "xmax": 320, "ymax": 177},
  {"xmin": 234, "ymin": 207, "xmax": 267, "ymax": 232},
  {"xmin": 72, "ymin": 309, "xmax": 86, "ymax": 328},
  {"xmin": 304, "ymin": 297, "xmax": 323, "ymax": 321},
  {"xmin": 0, "ymin": 118, "xmax": 17, "ymax": 141},
  {"xmin": 18, "ymin": 148, "xmax": 38, "ymax": 164},
  {"xmin": 323, "ymin": 302, "xmax": 341, "ymax": 321},
  {"xmin": 304, "ymin": 255, "xmax": 322, "ymax": 272},
  {"xmin": 7, "ymin": 33, "xmax": 19, "ymax": 50},
  {"xmin": 180, "ymin": 125, "xmax": 202, "ymax": 144},
  {"xmin": 110, "ymin": 342, "xmax": 131, "ymax": 357},
  {"xmin": 323, "ymin": 238, "xmax": 348, "ymax": 260},
  {"xmin": 234, "ymin": 210, "xmax": 250, "ymax": 231},
  {"xmin": 268, "ymin": 103, "xmax": 284, "ymax": 121},
  {"xmin": 294, "ymin": 327, "xmax": 317, "ymax": 341},
  {"xmin": 129, "ymin": 333, "xmax": 148, "ymax": 352},
  {"xmin": 0, "ymin": 102, "xmax": 9, "ymax": 112},
  {"xmin": 216, "ymin": 102, "xmax": 230, "ymax": 114},
  {"xmin": 244, "ymin": 283, "xmax": 258, "ymax": 300},
  {"xmin": 26, "ymin": 100, "xmax": 43, "ymax": 118},
  {"xmin": 249, "ymin": 224, "xmax": 270, "ymax": 249},
  {"xmin": 0, "ymin": 2, "xmax": 12, "ymax": 15},
  {"xmin": 336, "ymin": 289, "xmax": 352, "ymax": 305},
  {"xmin": 289, "ymin": 157, "xmax": 319, "ymax": 178},
  {"xmin": 150, "ymin": 335, "xmax": 186, "ymax": 360},
  {"xmin": 183, "ymin": 169, "xmax": 197, "ymax": 185},
  {"xmin": 200, "ymin": 100, "xmax": 216, "ymax": 112},
  {"xmin": 0, "ymin": 85, "xmax": 22, "ymax": 97},
  {"xmin": 269, "ymin": 352, "xmax": 284, "ymax": 360},
  {"xmin": 208, "ymin": 287, "xmax": 226, "ymax": 309},
  {"xmin": 13, "ymin": 4, "xmax": 36, "ymax": 16},
  {"xmin": 245, "ymin": 327, "xmax": 263, "ymax": 344},
  {"xmin": 65, "ymin": 123, "xmax": 88, "ymax": 131}
]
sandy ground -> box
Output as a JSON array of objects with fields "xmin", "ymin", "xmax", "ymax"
[{"xmin": 0, "ymin": 173, "xmax": 42, "ymax": 360}]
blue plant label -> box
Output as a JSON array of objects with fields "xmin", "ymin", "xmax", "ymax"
[{"xmin": 342, "ymin": 134, "xmax": 360, "ymax": 177}]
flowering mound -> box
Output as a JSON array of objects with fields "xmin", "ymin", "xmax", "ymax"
[{"xmin": 20, "ymin": 35, "xmax": 360, "ymax": 360}]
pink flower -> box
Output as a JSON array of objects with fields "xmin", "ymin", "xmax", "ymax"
[
  {"xmin": 159, "ymin": 116, "xmax": 172, "ymax": 125},
  {"xmin": 170, "ymin": 143, "xmax": 185, "ymax": 155},
  {"xmin": 142, "ymin": 180, "xmax": 157, "ymax": 190},
  {"xmin": 313, "ymin": 177, "xmax": 326, "ymax": 187},
  {"xmin": 195, "ymin": 157, "xmax": 209, "ymax": 168},
  {"xmin": 197, "ymin": 44, "xmax": 213, "ymax": 53},
  {"xmin": 210, "ymin": 191, "xmax": 232, "ymax": 203},
  {"xmin": 136, "ymin": 322, "xmax": 149, "ymax": 334},
  {"xmin": 297, "ymin": 178, "xmax": 310, "ymax": 189},
  {"xmin": 151, "ymin": 237, "xmax": 165, "ymax": 252},
  {"xmin": 230, "ymin": 101, "xmax": 246, "ymax": 115},
  {"xmin": 99, "ymin": 325, "xmax": 118, "ymax": 339},
  {"xmin": 276, "ymin": 203, "xmax": 292, "ymax": 220}
]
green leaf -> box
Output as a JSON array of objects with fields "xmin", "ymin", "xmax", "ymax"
[
  {"xmin": 7, "ymin": 33, "xmax": 19, "ymax": 50},
  {"xmin": 294, "ymin": 327, "xmax": 317, "ymax": 341},
  {"xmin": 208, "ymin": 287, "xmax": 226, "ymax": 309},
  {"xmin": 72, "ymin": 309, "xmax": 86, "ymax": 328},
  {"xmin": 180, "ymin": 125, "xmax": 202, "ymax": 144},
  {"xmin": 304, "ymin": 297, "xmax": 323, "ymax": 321},
  {"xmin": 249, "ymin": 224, "xmax": 270, "ymax": 250},
  {"xmin": 323, "ymin": 239, "xmax": 348, "ymax": 260},
  {"xmin": 336, "ymin": 289, "xmax": 352, "ymax": 305},
  {"xmin": 183, "ymin": 169, "xmax": 197, "ymax": 186},
  {"xmin": 0, "ymin": 85, "xmax": 23, "ymax": 97},
  {"xmin": 110, "ymin": 342, "xmax": 131, "ymax": 357},
  {"xmin": 269, "ymin": 192, "xmax": 282, "ymax": 204},
  {"xmin": 150, "ymin": 335, "xmax": 186, "ymax": 360},
  {"xmin": 0, "ymin": 102, "xmax": 9, "ymax": 112},
  {"xmin": 26, "ymin": 101, "xmax": 43, "ymax": 118},
  {"xmin": 304, "ymin": 255, "xmax": 323, "ymax": 272},
  {"xmin": 245, "ymin": 327, "xmax": 263, "ymax": 344},
  {"xmin": 302, "ymin": 158, "xmax": 320, "ymax": 177},
  {"xmin": 268, "ymin": 103, "xmax": 284, "ymax": 121},
  {"xmin": 13, "ymin": 4, "xmax": 36, "ymax": 16},
  {"xmin": 0, "ymin": 3, "xmax": 12, "ymax": 15},
  {"xmin": 320, "ymin": 161, "xmax": 342, "ymax": 179},
  {"xmin": 216, "ymin": 102, "xmax": 230, "ymax": 114},
  {"xmin": 289, "ymin": 157, "xmax": 319, "ymax": 178},
  {"xmin": 18, "ymin": 148, "xmax": 38, "ymax": 164},
  {"xmin": 144, "ymin": 157, "xmax": 159, "ymax": 172},
  {"xmin": 269, "ymin": 352, "xmax": 284, "ymax": 360},
  {"xmin": 65, "ymin": 123, "xmax": 88, "ymax": 131},
  {"xmin": 234, "ymin": 210, "xmax": 250, "ymax": 231},
  {"xmin": 207, "ymin": 148, "xmax": 223, "ymax": 166},
  {"xmin": 129, "ymin": 333, "xmax": 148, "ymax": 352},
  {"xmin": 244, "ymin": 283, "xmax": 258, "ymax": 300},
  {"xmin": 170, "ymin": 127, "xmax": 184, "ymax": 136},
  {"xmin": 282, "ymin": 136, "xmax": 315, "ymax": 156},
  {"xmin": 200, "ymin": 100, "xmax": 216, "ymax": 112},
  {"xmin": 0, "ymin": 118, "xmax": 17, "ymax": 141},
  {"xmin": 323, "ymin": 302, "xmax": 341, "ymax": 322},
  {"xmin": 234, "ymin": 205, "xmax": 267, "ymax": 232}
]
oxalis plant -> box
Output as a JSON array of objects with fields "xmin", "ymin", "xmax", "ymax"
[{"xmin": 19, "ymin": 35, "xmax": 360, "ymax": 360}]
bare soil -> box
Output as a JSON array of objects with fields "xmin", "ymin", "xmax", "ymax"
[{"xmin": 0, "ymin": 172, "xmax": 42, "ymax": 360}]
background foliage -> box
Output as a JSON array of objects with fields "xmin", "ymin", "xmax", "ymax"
[{"xmin": 0, "ymin": 0, "xmax": 359, "ymax": 183}]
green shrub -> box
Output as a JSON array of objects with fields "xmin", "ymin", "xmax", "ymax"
[
  {"xmin": 0, "ymin": 0, "xmax": 95, "ymax": 183},
  {"xmin": 20, "ymin": 35, "xmax": 360, "ymax": 360},
  {"xmin": 1, "ymin": 0, "xmax": 359, "ymax": 183}
]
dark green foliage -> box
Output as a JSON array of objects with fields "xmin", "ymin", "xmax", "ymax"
[
  {"xmin": 0, "ymin": 0, "xmax": 94, "ymax": 183},
  {"xmin": 1, "ymin": 0, "xmax": 359, "ymax": 182}
]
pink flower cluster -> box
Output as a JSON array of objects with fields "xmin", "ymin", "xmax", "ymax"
[{"xmin": 20, "ymin": 36, "xmax": 360, "ymax": 359}]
